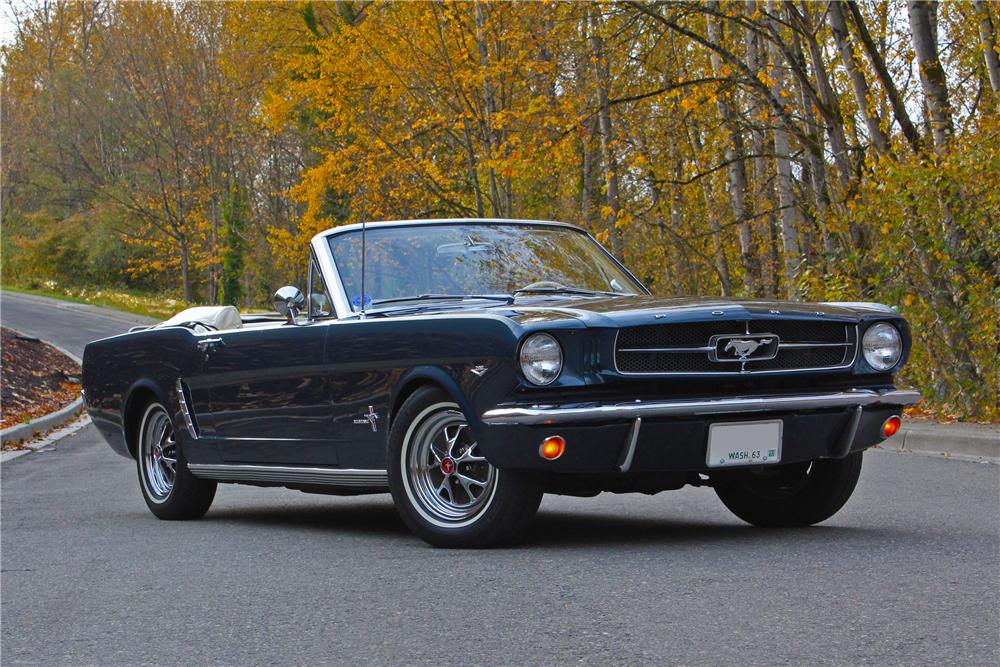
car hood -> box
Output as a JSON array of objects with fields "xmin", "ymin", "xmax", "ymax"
[
  {"xmin": 500, "ymin": 295, "xmax": 891, "ymax": 328},
  {"xmin": 374, "ymin": 294, "xmax": 896, "ymax": 329}
]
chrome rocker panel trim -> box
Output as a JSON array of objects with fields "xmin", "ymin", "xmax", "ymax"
[
  {"xmin": 187, "ymin": 464, "xmax": 389, "ymax": 487},
  {"xmin": 481, "ymin": 388, "xmax": 922, "ymax": 426}
]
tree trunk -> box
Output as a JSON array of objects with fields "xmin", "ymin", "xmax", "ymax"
[
  {"xmin": 844, "ymin": 1, "xmax": 923, "ymax": 154},
  {"xmin": 907, "ymin": 1, "xmax": 954, "ymax": 151},
  {"xmin": 707, "ymin": 1, "xmax": 758, "ymax": 295},
  {"xmin": 670, "ymin": 160, "xmax": 696, "ymax": 293},
  {"xmin": 907, "ymin": 1, "xmax": 973, "ymax": 267},
  {"xmin": 688, "ymin": 127, "xmax": 732, "ymax": 296},
  {"xmin": 474, "ymin": 3, "xmax": 502, "ymax": 217},
  {"xmin": 179, "ymin": 238, "xmax": 192, "ymax": 303},
  {"xmin": 745, "ymin": 6, "xmax": 780, "ymax": 297},
  {"xmin": 827, "ymin": 1, "xmax": 890, "ymax": 156},
  {"xmin": 794, "ymin": 2, "xmax": 866, "ymax": 265},
  {"xmin": 786, "ymin": 15, "xmax": 836, "ymax": 261},
  {"xmin": 973, "ymin": 0, "xmax": 1000, "ymax": 92},
  {"xmin": 588, "ymin": 6, "xmax": 624, "ymax": 258},
  {"xmin": 767, "ymin": 1, "xmax": 802, "ymax": 298},
  {"xmin": 794, "ymin": 2, "xmax": 852, "ymax": 190},
  {"xmin": 580, "ymin": 134, "xmax": 594, "ymax": 225}
]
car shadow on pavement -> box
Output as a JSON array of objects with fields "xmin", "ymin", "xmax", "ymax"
[
  {"xmin": 523, "ymin": 510, "xmax": 874, "ymax": 549},
  {"xmin": 203, "ymin": 499, "xmax": 409, "ymax": 537},
  {"xmin": 199, "ymin": 497, "xmax": 878, "ymax": 549}
]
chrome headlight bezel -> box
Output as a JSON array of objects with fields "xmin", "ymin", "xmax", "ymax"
[
  {"xmin": 519, "ymin": 333, "xmax": 563, "ymax": 386},
  {"xmin": 862, "ymin": 322, "xmax": 903, "ymax": 371}
]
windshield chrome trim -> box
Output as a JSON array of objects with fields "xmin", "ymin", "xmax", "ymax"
[
  {"xmin": 310, "ymin": 234, "xmax": 354, "ymax": 319},
  {"xmin": 311, "ymin": 217, "xmax": 585, "ymax": 242}
]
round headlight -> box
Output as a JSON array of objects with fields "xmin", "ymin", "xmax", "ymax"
[
  {"xmin": 862, "ymin": 323, "xmax": 902, "ymax": 371},
  {"xmin": 519, "ymin": 333, "xmax": 563, "ymax": 385}
]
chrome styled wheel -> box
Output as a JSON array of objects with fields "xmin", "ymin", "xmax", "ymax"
[
  {"xmin": 403, "ymin": 403, "xmax": 498, "ymax": 528},
  {"xmin": 139, "ymin": 404, "xmax": 177, "ymax": 502},
  {"xmin": 133, "ymin": 399, "xmax": 215, "ymax": 520},
  {"xmin": 389, "ymin": 387, "xmax": 542, "ymax": 547}
]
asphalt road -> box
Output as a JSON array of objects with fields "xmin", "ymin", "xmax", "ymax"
[{"xmin": 2, "ymin": 290, "xmax": 998, "ymax": 666}]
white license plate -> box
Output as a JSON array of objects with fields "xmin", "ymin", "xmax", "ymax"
[{"xmin": 706, "ymin": 420, "xmax": 783, "ymax": 467}]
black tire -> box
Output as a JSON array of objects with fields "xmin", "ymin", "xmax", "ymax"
[
  {"xmin": 388, "ymin": 387, "xmax": 542, "ymax": 548},
  {"xmin": 714, "ymin": 452, "xmax": 863, "ymax": 527},
  {"xmin": 135, "ymin": 401, "xmax": 216, "ymax": 520}
]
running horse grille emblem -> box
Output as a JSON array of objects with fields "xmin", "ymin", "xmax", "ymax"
[
  {"xmin": 724, "ymin": 338, "xmax": 773, "ymax": 360},
  {"xmin": 708, "ymin": 333, "xmax": 779, "ymax": 363}
]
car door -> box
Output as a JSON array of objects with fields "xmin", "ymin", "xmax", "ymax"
[{"xmin": 192, "ymin": 321, "xmax": 338, "ymax": 465}]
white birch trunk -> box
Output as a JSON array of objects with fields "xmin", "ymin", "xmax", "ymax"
[
  {"xmin": 766, "ymin": 1, "xmax": 802, "ymax": 298},
  {"xmin": 907, "ymin": 1, "xmax": 953, "ymax": 151},
  {"xmin": 973, "ymin": 0, "xmax": 1000, "ymax": 93}
]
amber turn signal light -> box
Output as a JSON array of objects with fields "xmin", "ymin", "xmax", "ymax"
[
  {"xmin": 882, "ymin": 415, "xmax": 901, "ymax": 438},
  {"xmin": 539, "ymin": 435, "xmax": 565, "ymax": 460}
]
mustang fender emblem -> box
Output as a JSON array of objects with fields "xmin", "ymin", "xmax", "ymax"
[
  {"xmin": 724, "ymin": 338, "xmax": 773, "ymax": 360},
  {"xmin": 353, "ymin": 405, "xmax": 380, "ymax": 432}
]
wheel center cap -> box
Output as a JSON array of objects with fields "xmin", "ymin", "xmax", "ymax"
[{"xmin": 440, "ymin": 457, "xmax": 456, "ymax": 475}]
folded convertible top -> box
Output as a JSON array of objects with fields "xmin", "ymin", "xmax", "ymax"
[{"xmin": 159, "ymin": 305, "xmax": 242, "ymax": 332}]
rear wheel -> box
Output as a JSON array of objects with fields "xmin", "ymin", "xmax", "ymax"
[
  {"xmin": 714, "ymin": 452, "xmax": 863, "ymax": 527},
  {"xmin": 389, "ymin": 387, "xmax": 542, "ymax": 547},
  {"xmin": 136, "ymin": 401, "xmax": 216, "ymax": 520}
]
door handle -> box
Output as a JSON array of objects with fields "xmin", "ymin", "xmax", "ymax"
[{"xmin": 197, "ymin": 337, "xmax": 225, "ymax": 351}]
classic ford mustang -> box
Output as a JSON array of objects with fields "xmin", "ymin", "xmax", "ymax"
[{"xmin": 83, "ymin": 218, "xmax": 919, "ymax": 547}]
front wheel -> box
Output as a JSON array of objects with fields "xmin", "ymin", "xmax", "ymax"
[
  {"xmin": 389, "ymin": 387, "xmax": 542, "ymax": 548},
  {"xmin": 136, "ymin": 401, "xmax": 216, "ymax": 520},
  {"xmin": 714, "ymin": 452, "xmax": 863, "ymax": 527}
]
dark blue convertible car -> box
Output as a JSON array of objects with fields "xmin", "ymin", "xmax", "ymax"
[{"xmin": 83, "ymin": 218, "xmax": 919, "ymax": 547}]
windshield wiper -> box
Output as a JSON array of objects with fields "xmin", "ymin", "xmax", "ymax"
[
  {"xmin": 370, "ymin": 293, "xmax": 514, "ymax": 307},
  {"xmin": 513, "ymin": 286, "xmax": 630, "ymax": 297}
]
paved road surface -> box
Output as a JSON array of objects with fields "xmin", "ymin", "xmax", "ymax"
[
  {"xmin": 1, "ymin": 291, "xmax": 157, "ymax": 359},
  {"xmin": 2, "ymin": 290, "xmax": 998, "ymax": 666}
]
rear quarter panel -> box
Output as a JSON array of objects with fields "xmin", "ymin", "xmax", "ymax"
[{"xmin": 82, "ymin": 327, "xmax": 200, "ymax": 458}]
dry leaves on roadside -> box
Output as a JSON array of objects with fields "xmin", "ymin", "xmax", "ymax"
[{"xmin": 1, "ymin": 328, "xmax": 81, "ymax": 437}]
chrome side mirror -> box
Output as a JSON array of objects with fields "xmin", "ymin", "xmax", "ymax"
[{"xmin": 273, "ymin": 286, "xmax": 305, "ymax": 325}]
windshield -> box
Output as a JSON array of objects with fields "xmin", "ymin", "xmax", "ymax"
[{"xmin": 328, "ymin": 223, "xmax": 641, "ymax": 311}]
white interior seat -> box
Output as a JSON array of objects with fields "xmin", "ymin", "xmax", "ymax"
[{"xmin": 159, "ymin": 305, "xmax": 242, "ymax": 332}]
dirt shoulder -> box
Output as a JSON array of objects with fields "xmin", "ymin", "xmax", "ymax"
[{"xmin": 1, "ymin": 327, "xmax": 81, "ymax": 437}]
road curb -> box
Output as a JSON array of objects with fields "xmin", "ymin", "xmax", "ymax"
[
  {"xmin": 1, "ymin": 326, "xmax": 87, "ymax": 452},
  {"xmin": 878, "ymin": 422, "xmax": 999, "ymax": 463},
  {"xmin": 1, "ymin": 396, "xmax": 85, "ymax": 447},
  {"xmin": 0, "ymin": 413, "xmax": 93, "ymax": 463}
]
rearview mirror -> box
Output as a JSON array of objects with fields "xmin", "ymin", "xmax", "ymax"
[
  {"xmin": 273, "ymin": 286, "xmax": 305, "ymax": 325},
  {"xmin": 435, "ymin": 241, "xmax": 496, "ymax": 257}
]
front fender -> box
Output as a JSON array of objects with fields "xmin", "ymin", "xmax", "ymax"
[{"xmin": 391, "ymin": 365, "xmax": 481, "ymax": 433}]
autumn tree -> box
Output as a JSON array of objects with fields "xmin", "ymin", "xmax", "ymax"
[{"xmin": 3, "ymin": 0, "xmax": 997, "ymax": 419}]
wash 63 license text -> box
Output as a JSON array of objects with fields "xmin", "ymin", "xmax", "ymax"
[{"xmin": 707, "ymin": 420, "xmax": 783, "ymax": 467}]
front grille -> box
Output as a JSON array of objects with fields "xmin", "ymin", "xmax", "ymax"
[{"xmin": 616, "ymin": 319, "xmax": 856, "ymax": 374}]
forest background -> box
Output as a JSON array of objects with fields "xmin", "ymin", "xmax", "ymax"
[{"xmin": 1, "ymin": 0, "xmax": 997, "ymax": 419}]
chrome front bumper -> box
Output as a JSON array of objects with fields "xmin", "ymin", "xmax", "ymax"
[{"xmin": 481, "ymin": 388, "xmax": 921, "ymax": 426}]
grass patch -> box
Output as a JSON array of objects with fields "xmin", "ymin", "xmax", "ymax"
[{"xmin": 2, "ymin": 283, "xmax": 189, "ymax": 320}]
